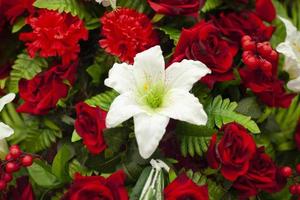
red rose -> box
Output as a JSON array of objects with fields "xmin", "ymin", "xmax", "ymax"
[
  {"xmin": 164, "ymin": 174, "xmax": 209, "ymax": 200},
  {"xmin": 19, "ymin": 10, "xmax": 88, "ymax": 65},
  {"xmin": 62, "ymin": 170, "xmax": 129, "ymax": 200},
  {"xmin": 212, "ymin": 11, "xmax": 274, "ymax": 46},
  {"xmin": 17, "ymin": 65, "xmax": 73, "ymax": 115},
  {"xmin": 75, "ymin": 102, "xmax": 107, "ymax": 154},
  {"xmin": 99, "ymin": 8, "xmax": 158, "ymax": 64},
  {"xmin": 233, "ymin": 148, "xmax": 287, "ymax": 198},
  {"xmin": 255, "ymin": 0, "xmax": 276, "ymax": 22},
  {"xmin": 295, "ymin": 121, "xmax": 300, "ymax": 151},
  {"xmin": 207, "ymin": 123, "xmax": 256, "ymax": 181},
  {"xmin": 147, "ymin": 0, "xmax": 205, "ymax": 17},
  {"xmin": 4, "ymin": 176, "xmax": 35, "ymax": 200},
  {"xmin": 172, "ymin": 20, "xmax": 238, "ymax": 88}
]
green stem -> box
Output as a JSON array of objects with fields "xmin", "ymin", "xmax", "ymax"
[{"xmin": 6, "ymin": 103, "xmax": 24, "ymax": 126}]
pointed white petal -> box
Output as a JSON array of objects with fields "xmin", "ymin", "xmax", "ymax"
[
  {"xmin": 166, "ymin": 59, "xmax": 211, "ymax": 90},
  {"xmin": 0, "ymin": 122, "xmax": 14, "ymax": 140},
  {"xmin": 278, "ymin": 16, "xmax": 298, "ymax": 40},
  {"xmin": 0, "ymin": 93, "xmax": 15, "ymax": 112},
  {"xmin": 287, "ymin": 77, "xmax": 300, "ymax": 92},
  {"xmin": 160, "ymin": 89, "xmax": 207, "ymax": 125},
  {"xmin": 134, "ymin": 113, "xmax": 169, "ymax": 159},
  {"xmin": 133, "ymin": 46, "xmax": 165, "ymax": 86},
  {"xmin": 104, "ymin": 63, "xmax": 135, "ymax": 94},
  {"xmin": 106, "ymin": 92, "xmax": 144, "ymax": 128},
  {"xmin": 276, "ymin": 42, "xmax": 297, "ymax": 60}
]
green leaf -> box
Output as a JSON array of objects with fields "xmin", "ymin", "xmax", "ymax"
[
  {"xmin": 71, "ymin": 130, "xmax": 81, "ymax": 142},
  {"xmin": 117, "ymin": 0, "xmax": 151, "ymax": 13},
  {"xmin": 12, "ymin": 17, "xmax": 26, "ymax": 33},
  {"xmin": 157, "ymin": 26, "xmax": 181, "ymax": 45},
  {"xmin": 8, "ymin": 53, "xmax": 48, "ymax": 93},
  {"xmin": 130, "ymin": 167, "xmax": 152, "ymax": 200},
  {"xmin": 176, "ymin": 122, "xmax": 216, "ymax": 137},
  {"xmin": 205, "ymin": 95, "xmax": 261, "ymax": 134},
  {"xmin": 180, "ymin": 135, "xmax": 211, "ymax": 157},
  {"xmin": 68, "ymin": 159, "xmax": 92, "ymax": 178},
  {"xmin": 28, "ymin": 161, "xmax": 61, "ymax": 188},
  {"xmin": 33, "ymin": 0, "xmax": 91, "ymax": 19},
  {"xmin": 236, "ymin": 97, "xmax": 262, "ymax": 119},
  {"xmin": 202, "ymin": 0, "xmax": 222, "ymax": 12},
  {"xmin": 85, "ymin": 90, "xmax": 119, "ymax": 111},
  {"xmin": 51, "ymin": 144, "xmax": 75, "ymax": 182},
  {"xmin": 103, "ymin": 127, "xmax": 130, "ymax": 153}
]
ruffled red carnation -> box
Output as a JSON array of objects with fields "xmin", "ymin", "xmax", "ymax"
[
  {"xmin": 19, "ymin": 10, "xmax": 88, "ymax": 65},
  {"xmin": 1, "ymin": 0, "xmax": 35, "ymax": 23},
  {"xmin": 99, "ymin": 8, "xmax": 158, "ymax": 64}
]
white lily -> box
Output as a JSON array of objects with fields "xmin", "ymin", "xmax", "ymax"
[
  {"xmin": 276, "ymin": 16, "xmax": 300, "ymax": 92},
  {"xmin": 0, "ymin": 93, "xmax": 15, "ymax": 139},
  {"xmin": 95, "ymin": 0, "xmax": 116, "ymax": 8},
  {"xmin": 104, "ymin": 46, "xmax": 211, "ymax": 158}
]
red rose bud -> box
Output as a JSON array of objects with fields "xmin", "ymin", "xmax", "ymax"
[{"xmin": 281, "ymin": 166, "xmax": 292, "ymax": 178}]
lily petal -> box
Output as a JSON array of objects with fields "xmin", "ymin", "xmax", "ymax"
[
  {"xmin": 104, "ymin": 63, "xmax": 135, "ymax": 94},
  {"xmin": 166, "ymin": 59, "xmax": 211, "ymax": 90},
  {"xmin": 106, "ymin": 92, "xmax": 144, "ymax": 128},
  {"xmin": 161, "ymin": 89, "xmax": 207, "ymax": 125},
  {"xmin": 276, "ymin": 42, "xmax": 297, "ymax": 60},
  {"xmin": 278, "ymin": 16, "xmax": 298, "ymax": 40},
  {"xmin": 287, "ymin": 77, "xmax": 300, "ymax": 92},
  {"xmin": 134, "ymin": 113, "xmax": 169, "ymax": 159},
  {"xmin": 0, "ymin": 122, "xmax": 14, "ymax": 140},
  {"xmin": 133, "ymin": 46, "xmax": 165, "ymax": 86},
  {"xmin": 0, "ymin": 93, "xmax": 15, "ymax": 112}
]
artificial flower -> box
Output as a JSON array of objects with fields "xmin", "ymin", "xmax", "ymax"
[
  {"xmin": 147, "ymin": 0, "xmax": 205, "ymax": 17},
  {"xmin": 1, "ymin": 0, "xmax": 35, "ymax": 24},
  {"xmin": 276, "ymin": 17, "xmax": 300, "ymax": 92},
  {"xmin": 255, "ymin": 0, "xmax": 276, "ymax": 22},
  {"xmin": 19, "ymin": 10, "xmax": 88, "ymax": 65},
  {"xmin": 4, "ymin": 176, "xmax": 35, "ymax": 200},
  {"xmin": 75, "ymin": 102, "xmax": 107, "ymax": 154},
  {"xmin": 207, "ymin": 123, "xmax": 257, "ymax": 181},
  {"xmin": 17, "ymin": 65, "xmax": 71, "ymax": 115},
  {"xmin": 99, "ymin": 8, "xmax": 158, "ymax": 64},
  {"xmin": 95, "ymin": 0, "xmax": 116, "ymax": 7},
  {"xmin": 233, "ymin": 148, "xmax": 287, "ymax": 199},
  {"xmin": 0, "ymin": 93, "xmax": 15, "ymax": 139},
  {"xmin": 212, "ymin": 11, "xmax": 275, "ymax": 47},
  {"xmin": 62, "ymin": 170, "xmax": 128, "ymax": 200},
  {"xmin": 164, "ymin": 174, "xmax": 209, "ymax": 200},
  {"xmin": 172, "ymin": 20, "xmax": 238, "ymax": 88},
  {"xmin": 105, "ymin": 46, "xmax": 211, "ymax": 158}
]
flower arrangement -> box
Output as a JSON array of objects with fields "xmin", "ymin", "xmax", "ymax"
[{"xmin": 0, "ymin": 0, "xmax": 300, "ymax": 199}]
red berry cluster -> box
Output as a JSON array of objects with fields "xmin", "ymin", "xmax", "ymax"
[
  {"xmin": 0, "ymin": 145, "xmax": 34, "ymax": 191},
  {"xmin": 241, "ymin": 35, "xmax": 278, "ymax": 76},
  {"xmin": 280, "ymin": 164, "xmax": 300, "ymax": 197}
]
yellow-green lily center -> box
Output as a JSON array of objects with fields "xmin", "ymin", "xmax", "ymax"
[{"xmin": 140, "ymin": 82, "xmax": 165, "ymax": 109}]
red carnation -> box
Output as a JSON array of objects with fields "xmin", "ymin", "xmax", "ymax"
[
  {"xmin": 62, "ymin": 171, "xmax": 129, "ymax": 200},
  {"xmin": 1, "ymin": 0, "xmax": 35, "ymax": 24},
  {"xmin": 172, "ymin": 20, "xmax": 238, "ymax": 88},
  {"xmin": 19, "ymin": 10, "xmax": 88, "ymax": 65},
  {"xmin": 207, "ymin": 123, "xmax": 257, "ymax": 181},
  {"xmin": 75, "ymin": 102, "xmax": 107, "ymax": 154},
  {"xmin": 147, "ymin": 0, "xmax": 206, "ymax": 17},
  {"xmin": 255, "ymin": 0, "xmax": 276, "ymax": 22},
  {"xmin": 233, "ymin": 148, "xmax": 287, "ymax": 199},
  {"xmin": 99, "ymin": 8, "xmax": 158, "ymax": 64},
  {"xmin": 164, "ymin": 174, "xmax": 209, "ymax": 200},
  {"xmin": 17, "ymin": 64, "xmax": 77, "ymax": 115}
]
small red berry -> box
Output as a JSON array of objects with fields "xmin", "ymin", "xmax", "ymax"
[
  {"xmin": 241, "ymin": 35, "xmax": 252, "ymax": 43},
  {"xmin": 296, "ymin": 164, "xmax": 300, "ymax": 175},
  {"xmin": 244, "ymin": 56, "xmax": 258, "ymax": 68},
  {"xmin": 5, "ymin": 153, "xmax": 13, "ymax": 161},
  {"xmin": 242, "ymin": 40, "xmax": 256, "ymax": 51},
  {"xmin": 2, "ymin": 173, "xmax": 12, "ymax": 183},
  {"xmin": 9, "ymin": 145, "xmax": 21, "ymax": 159},
  {"xmin": 290, "ymin": 185, "xmax": 297, "ymax": 195},
  {"xmin": 21, "ymin": 155, "xmax": 33, "ymax": 167},
  {"xmin": 268, "ymin": 50, "xmax": 278, "ymax": 61},
  {"xmin": 281, "ymin": 166, "xmax": 293, "ymax": 178},
  {"xmin": 296, "ymin": 184, "xmax": 300, "ymax": 195},
  {"xmin": 0, "ymin": 180, "xmax": 6, "ymax": 191},
  {"xmin": 5, "ymin": 162, "xmax": 18, "ymax": 173}
]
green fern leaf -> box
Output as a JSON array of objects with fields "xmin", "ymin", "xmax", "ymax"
[
  {"xmin": 8, "ymin": 53, "xmax": 48, "ymax": 93},
  {"xmin": 33, "ymin": 0, "xmax": 91, "ymax": 19},
  {"xmin": 180, "ymin": 135, "xmax": 210, "ymax": 157},
  {"xmin": 85, "ymin": 90, "xmax": 119, "ymax": 111},
  {"xmin": 206, "ymin": 95, "xmax": 260, "ymax": 134},
  {"xmin": 202, "ymin": 0, "xmax": 222, "ymax": 12},
  {"xmin": 117, "ymin": 0, "xmax": 151, "ymax": 13}
]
